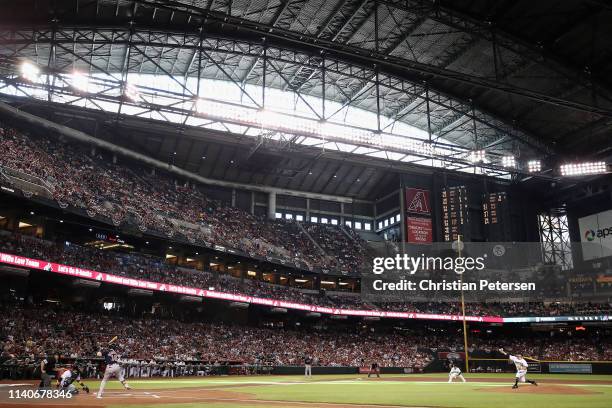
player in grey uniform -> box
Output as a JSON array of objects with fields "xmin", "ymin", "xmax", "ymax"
[
  {"xmin": 97, "ymin": 347, "xmax": 131, "ymax": 399},
  {"xmin": 304, "ymin": 356, "xmax": 313, "ymax": 377}
]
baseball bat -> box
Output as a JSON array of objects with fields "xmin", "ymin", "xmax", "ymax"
[{"xmin": 108, "ymin": 335, "xmax": 118, "ymax": 346}]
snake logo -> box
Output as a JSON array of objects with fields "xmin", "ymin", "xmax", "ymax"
[{"xmin": 584, "ymin": 229, "xmax": 596, "ymax": 241}]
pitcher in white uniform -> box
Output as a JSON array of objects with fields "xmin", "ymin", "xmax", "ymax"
[{"xmin": 499, "ymin": 348, "xmax": 538, "ymax": 389}]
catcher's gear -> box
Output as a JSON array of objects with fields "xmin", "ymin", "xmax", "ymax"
[{"xmin": 82, "ymin": 385, "xmax": 90, "ymax": 394}]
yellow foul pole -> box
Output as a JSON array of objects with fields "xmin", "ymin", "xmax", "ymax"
[{"xmin": 458, "ymin": 234, "xmax": 470, "ymax": 373}]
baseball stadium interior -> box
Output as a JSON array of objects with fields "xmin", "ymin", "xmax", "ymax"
[{"xmin": 1, "ymin": 0, "xmax": 612, "ymax": 407}]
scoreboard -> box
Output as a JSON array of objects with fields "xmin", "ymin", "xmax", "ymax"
[
  {"xmin": 439, "ymin": 187, "xmax": 511, "ymax": 242},
  {"xmin": 482, "ymin": 192, "xmax": 506, "ymax": 225},
  {"xmin": 441, "ymin": 186, "xmax": 468, "ymax": 242},
  {"xmin": 482, "ymin": 192, "xmax": 510, "ymax": 241}
]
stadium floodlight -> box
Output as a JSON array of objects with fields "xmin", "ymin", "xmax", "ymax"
[
  {"xmin": 560, "ymin": 162, "xmax": 607, "ymax": 177},
  {"xmin": 469, "ymin": 150, "xmax": 485, "ymax": 163},
  {"xmin": 256, "ymin": 108, "xmax": 277, "ymax": 127},
  {"xmin": 71, "ymin": 71, "xmax": 89, "ymax": 92},
  {"xmin": 21, "ymin": 61, "xmax": 40, "ymax": 82},
  {"xmin": 502, "ymin": 156, "xmax": 516, "ymax": 168},
  {"xmin": 527, "ymin": 160, "xmax": 542, "ymax": 173},
  {"xmin": 124, "ymin": 82, "xmax": 139, "ymax": 101},
  {"xmin": 192, "ymin": 99, "xmax": 442, "ymax": 157},
  {"xmin": 194, "ymin": 98, "xmax": 208, "ymax": 114}
]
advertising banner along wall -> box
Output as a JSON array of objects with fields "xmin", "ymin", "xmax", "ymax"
[{"xmin": 0, "ymin": 251, "xmax": 504, "ymax": 323}]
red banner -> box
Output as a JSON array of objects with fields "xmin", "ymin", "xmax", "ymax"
[
  {"xmin": 405, "ymin": 188, "xmax": 430, "ymax": 215},
  {"xmin": 407, "ymin": 217, "xmax": 433, "ymax": 243},
  {"xmin": 0, "ymin": 252, "xmax": 503, "ymax": 323}
]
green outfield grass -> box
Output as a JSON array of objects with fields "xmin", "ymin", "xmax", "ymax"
[{"xmin": 94, "ymin": 373, "xmax": 612, "ymax": 408}]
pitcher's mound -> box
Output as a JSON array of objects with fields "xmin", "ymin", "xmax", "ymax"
[{"xmin": 480, "ymin": 385, "xmax": 598, "ymax": 395}]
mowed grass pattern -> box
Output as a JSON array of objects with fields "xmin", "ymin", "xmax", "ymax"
[{"xmin": 95, "ymin": 374, "xmax": 612, "ymax": 408}]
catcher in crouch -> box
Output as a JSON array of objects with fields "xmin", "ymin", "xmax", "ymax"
[
  {"xmin": 57, "ymin": 364, "xmax": 90, "ymax": 395},
  {"xmin": 499, "ymin": 348, "xmax": 538, "ymax": 389}
]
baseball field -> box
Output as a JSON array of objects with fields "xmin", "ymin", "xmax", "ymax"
[{"xmin": 2, "ymin": 373, "xmax": 612, "ymax": 408}]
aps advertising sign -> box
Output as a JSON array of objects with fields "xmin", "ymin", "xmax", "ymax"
[{"xmin": 578, "ymin": 209, "xmax": 612, "ymax": 260}]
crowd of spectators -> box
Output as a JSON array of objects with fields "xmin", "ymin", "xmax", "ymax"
[
  {"xmin": 0, "ymin": 302, "xmax": 432, "ymax": 369},
  {"xmin": 305, "ymin": 223, "xmax": 368, "ymax": 274},
  {"xmin": 0, "ymin": 126, "xmax": 367, "ymax": 274},
  {"xmin": 1, "ymin": 231, "xmax": 611, "ymax": 317},
  {"xmin": 0, "ymin": 231, "xmax": 339, "ymax": 307},
  {"xmin": 540, "ymin": 337, "xmax": 605, "ymax": 361},
  {"xmin": 1, "ymin": 301, "xmax": 610, "ymax": 382}
]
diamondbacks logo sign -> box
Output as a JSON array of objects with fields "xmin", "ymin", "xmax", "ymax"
[{"xmin": 405, "ymin": 188, "xmax": 430, "ymax": 215}]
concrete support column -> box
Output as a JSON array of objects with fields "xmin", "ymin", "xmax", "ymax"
[
  {"xmin": 268, "ymin": 191, "xmax": 277, "ymax": 220},
  {"xmin": 314, "ymin": 275, "xmax": 321, "ymax": 291},
  {"xmin": 250, "ymin": 192, "xmax": 255, "ymax": 215}
]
